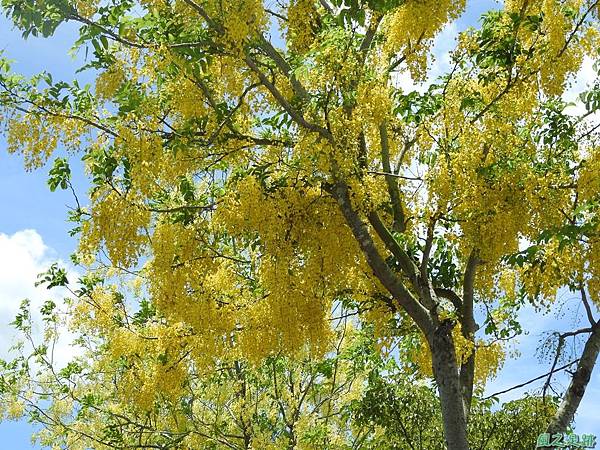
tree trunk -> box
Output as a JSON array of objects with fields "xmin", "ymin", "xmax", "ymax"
[
  {"xmin": 459, "ymin": 353, "xmax": 475, "ymax": 419},
  {"xmin": 460, "ymin": 251, "xmax": 479, "ymax": 419},
  {"xmin": 430, "ymin": 320, "xmax": 471, "ymax": 450},
  {"xmin": 547, "ymin": 325, "xmax": 600, "ymax": 435}
]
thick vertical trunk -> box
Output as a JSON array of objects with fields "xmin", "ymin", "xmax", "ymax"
[
  {"xmin": 459, "ymin": 353, "xmax": 475, "ymax": 419},
  {"xmin": 547, "ymin": 325, "xmax": 600, "ymax": 435},
  {"xmin": 333, "ymin": 181, "xmax": 471, "ymax": 448},
  {"xmin": 459, "ymin": 251, "xmax": 478, "ymax": 419},
  {"xmin": 430, "ymin": 321, "xmax": 471, "ymax": 450}
]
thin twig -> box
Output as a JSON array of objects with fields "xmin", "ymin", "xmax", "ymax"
[{"xmin": 483, "ymin": 359, "xmax": 579, "ymax": 400}]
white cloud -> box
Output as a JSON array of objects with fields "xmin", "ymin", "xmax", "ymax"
[
  {"xmin": 564, "ymin": 56, "xmax": 597, "ymax": 105},
  {"xmin": 563, "ymin": 56, "xmax": 599, "ymax": 125},
  {"xmin": 0, "ymin": 229, "xmax": 79, "ymax": 368}
]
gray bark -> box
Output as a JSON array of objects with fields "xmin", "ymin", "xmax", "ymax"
[
  {"xmin": 459, "ymin": 251, "xmax": 479, "ymax": 419},
  {"xmin": 431, "ymin": 321, "xmax": 471, "ymax": 450},
  {"xmin": 333, "ymin": 180, "xmax": 471, "ymax": 450}
]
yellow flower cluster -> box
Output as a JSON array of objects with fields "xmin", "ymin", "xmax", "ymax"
[
  {"xmin": 384, "ymin": 0, "xmax": 466, "ymax": 80},
  {"xmin": 518, "ymin": 238, "xmax": 584, "ymax": 305},
  {"xmin": 215, "ymin": 176, "xmax": 379, "ymax": 357},
  {"xmin": 146, "ymin": 221, "xmax": 238, "ymax": 363},
  {"xmin": 95, "ymin": 67, "xmax": 125, "ymax": 100},
  {"xmin": 7, "ymin": 113, "xmax": 84, "ymax": 169},
  {"xmin": 355, "ymin": 79, "xmax": 393, "ymax": 126},
  {"xmin": 287, "ymin": 0, "xmax": 319, "ymax": 53},
  {"xmin": 80, "ymin": 188, "xmax": 151, "ymax": 268},
  {"xmin": 75, "ymin": 0, "xmax": 98, "ymax": 18}
]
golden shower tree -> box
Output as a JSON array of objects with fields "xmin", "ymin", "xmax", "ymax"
[{"xmin": 0, "ymin": 0, "xmax": 599, "ymax": 448}]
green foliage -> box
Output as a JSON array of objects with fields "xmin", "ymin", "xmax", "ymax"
[
  {"xmin": 35, "ymin": 263, "xmax": 68, "ymax": 289},
  {"xmin": 1, "ymin": 0, "xmax": 73, "ymax": 38},
  {"xmin": 47, "ymin": 157, "xmax": 71, "ymax": 191},
  {"xmin": 393, "ymin": 85, "xmax": 443, "ymax": 125},
  {"xmin": 10, "ymin": 299, "xmax": 31, "ymax": 332},
  {"xmin": 355, "ymin": 372, "xmax": 558, "ymax": 450}
]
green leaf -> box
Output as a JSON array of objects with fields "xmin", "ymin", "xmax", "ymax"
[
  {"xmin": 35, "ymin": 263, "xmax": 69, "ymax": 289},
  {"xmin": 47, "ymin": 157, "xmax": 71, "ymax": 191}
]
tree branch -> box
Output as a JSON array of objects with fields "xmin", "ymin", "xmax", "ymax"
[
  {"xmin": 256, "ymin": 33, "xmax": 309, "ymax": 101},
  {"xmin": 333, "ymin": 181, "xmax": 433, "ymax": 333},
  {"xmin": 434, "ymin": 287, "xmax": 462, "ymax": 312},
  {"xmin": 580, "ymin": 284, "xmax": 597, "ymax": 327},
  {"xmin": 379, "ymin": 121, "xmax": 406, "ymax": 233},
  {"xmin": 359, "ymin": 14, "xmax": 382, "ymax": 57},
  {"xmin": 459, "ymin": 249, "xmax": 479, "ymax": 418},
  {"xmin": 483, "ymin": 359, "xmax": 579, "ymax": 400},
  {"xmin": 367, "ymin": 210, "xmax": 420, "ymax": 289},
  {"xmin": 244, "ymin": 55, "xmax": 332, "ymax": 141},
  {"xmin": 547, "ymin": 323, "xmax": 600, "ymax": 435}
]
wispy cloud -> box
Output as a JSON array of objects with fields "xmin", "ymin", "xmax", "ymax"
[{"xmin": 0, "ymin": 229, "xmax": 79, "ymax": 368}]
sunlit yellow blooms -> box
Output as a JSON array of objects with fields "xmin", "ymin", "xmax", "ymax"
[
  {"xmin": 205, "ymin": 0, "xmax": 266, "ymax": 52},
  {"xmin": 384, "ymin": 0, "xmax": 465, "ymax": 80},
  {"xmin": 95, "ymin": 67, "xmax": 125, "ymax": 100},
  {"xmin": 75, "ymin": 0, "xmax": 98, "ymax": 18},
  {"xmin": 474, "ymin": 341, "xmax": 505, "ymax": 383},
  {"xmin": 363, "ymin": 303, "xmax": 396, "ymax": 353},
  {"xmin": 287, "ymin": 0, "xmax": 319, "ymax": 53},
  {"xmin": 356, "ymin": 80, "xmax": 393, "ymax": 126},
  {"xmin": 81, "ymin": 188, "xmax": 150, "ymax": 268},
  {"xmin": 6, "ymin": 113, "xmax": 84, "ymax": 169},
  {"xmin": 164, "ymin": 76, "xmax": 207, "ymax": 120},
  {"xmin": 5, "ymin": 399, "xmax": 25, "ymax": 420},
  {"xmin": 518, "ymin": 238, "xmax": 584, "ymax": 306},
  {"xmin": 2, "ymin": 0, "xmax": 599, "ymax": 444},
  {"xmin": 579, "ymin": 146, "xmax": 600, "ymax": 202},
  {"xmin": 213, "ymin": 176, "xmax": 374, "ymax": 357}
]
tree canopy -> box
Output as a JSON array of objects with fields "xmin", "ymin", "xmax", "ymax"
[{"xmin": 0, "ymin": 0, "xmax": 599, "ymax": 448}]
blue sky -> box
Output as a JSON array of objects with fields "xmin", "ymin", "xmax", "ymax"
[
  {"xmin": 0, "ymin": 1, "xmax": 598, "ymax": 448},
  {"xmin": 0, "ymin": 17, "xmax": 90, "ymax": 257},
  {"xmin": 0, "ymin": 16, "xmax": 89, "ymax": 448}
]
